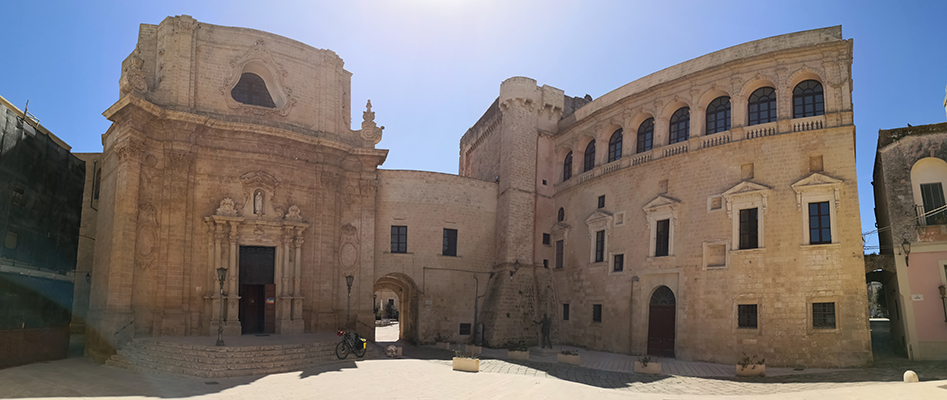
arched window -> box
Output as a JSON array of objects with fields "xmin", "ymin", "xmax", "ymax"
[
  {"xmin": 557, "ymin": 207, "xmax": 565, "ymax": 222},
  {"xmin": 636, "ymin": 118, "xmax": 654, "ymax": 153},
  {"xmin": 563, "ymin": 152, "xmax": 573, "ymax": 181},
  {"xmin": 584, "ymin": 141, "xmax": 596, "ymax": 172},
  {"xmin": 793, "ymin": 80, "xmax": 824, "ymax": 118},
  {"xmin": 231, "ymin": 72, "xmax": 276, "ymax": 108},
  {"xmin": 669, "ymin": 107, "xmax": 690, "ymax": 144},
  {"xmin": 650, "ymin": 286, "xmax": 676, "ymax": 305},
  {"xmin": 705, "ymin": 96, "xmax": 731, "ymax": 135},
  {"xmin": 607, "ymin": 129, "xmax": 623, "ymax": 163},
  {"xmin": 748, "ymin": 87, "xmax": 776, "ymax": 126}
]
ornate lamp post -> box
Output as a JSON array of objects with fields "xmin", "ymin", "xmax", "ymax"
[
  {"xmin": 216, "ymin": 267, "xmax": 228, "ymax": 346},
  {"xmin": 345, "ymin": 275, "xmax": 355, "ymax": 331},
  {"xmin": 901, "ymin": 239, "xmax": 912, "ymax": 267}
]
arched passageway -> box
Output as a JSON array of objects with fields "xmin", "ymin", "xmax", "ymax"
[{"xmin": 373, "ymin": 273, "xmax": 419, "ymax": 344}]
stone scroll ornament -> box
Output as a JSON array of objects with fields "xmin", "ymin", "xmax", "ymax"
[
  {"xmin": 216, "ymin": 198, "xmax": 239, "ymax": 216},
  {"xmin": 359, "ymin": 100, "xmax": 384, "ymax": 144},
  {"xmin": 339, "ymin": 223, "xmax": 359, "ymax": 271}
]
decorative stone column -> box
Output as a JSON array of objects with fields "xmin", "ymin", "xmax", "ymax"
[{"xmin": 224, "ymin": 220, "xmax": 242, "ymax": 336}]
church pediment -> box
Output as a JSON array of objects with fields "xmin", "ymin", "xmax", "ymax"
[{"xmin": 585, "ymin": 209, "xmax": 614, "ymax": 225}]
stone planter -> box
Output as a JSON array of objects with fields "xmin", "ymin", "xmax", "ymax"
[
  {"xmin": 508, "ymin": 350, "xmax": 529, "ymax": 360},
  {"xmin": 436, "ymin": 342, "xmax": 451, "ymax": 350},
  {"xmin": 557, "ymin": 353, "xmax": 580, "ymax": 365},
  {"xmin": 634, "ymin": 361, "xmax": 662, "ymax": 374},
  {"xmin": 465, "ymin": 344, "xmax": 482, "ymax": 356},
  {"xmin": 736, "ymin": 364, "xmax": 766, "ymax": 376},
  {"xmin": 452, "ymin": 357, "xmax": 480, "ymax": 372}
]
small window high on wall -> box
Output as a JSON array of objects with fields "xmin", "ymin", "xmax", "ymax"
[{"xmin": 232, "ymin": 73, "xmax": 276, "ymax": 108}]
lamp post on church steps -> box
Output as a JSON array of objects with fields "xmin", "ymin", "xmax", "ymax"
[
  {"xmin": 345, "ymin": 275, "xmax": 355, "ymax": 331},
  {"xmin": 216, "ymin": 267, "xmax": 228, "ymax": 346}
]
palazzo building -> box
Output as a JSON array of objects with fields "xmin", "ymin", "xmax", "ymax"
[{"xmin": 83, "ymin": 16, "xmax": 871, "ymax": 368}]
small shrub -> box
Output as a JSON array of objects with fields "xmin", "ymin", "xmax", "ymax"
[
  {"xmin": 506, "ymin": 341, "xmax": 529, "ymax": 351},
  {"xmin": 638, "ymin": 355, "xmax": 655, "ymax": 367},
  {"xmin": 560, "ymin": 349, "xmax": 578, "ymax": 356},
  {"xmin": 434, "ymin": 332, "xmax": 448, "ymax": 343},
  {"xmin": 454, "ymin": 350, "xmax": 479, "ymax": 359},
  {"xmin": 738, "ymin": 353, "xmax": 765, "ymax": 369}
]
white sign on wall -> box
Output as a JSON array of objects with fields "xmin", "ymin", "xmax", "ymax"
[{"xmin": 911, "ymin": 294, "xmax": 924, "ymax": 301}]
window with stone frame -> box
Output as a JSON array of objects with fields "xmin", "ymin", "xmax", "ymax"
[
  {"xmin": 738, "ymin": 304, "xmax": 758, "ymax": 329},
  {"xmin": 808, "ymin": 202, "xmax": 832, "ymax": 245},
  {"xmin": 442, "ymin": 228, "xmax": 457, "ymax": 256},
  {"xmin": 613, "ymin": 254, "xmax": 624, "ymax": 272},
  {"xmin": 636, "ymin": 118, "xmax": 654, "ymax": 153},
  {"xmin": 597, "ymin": 195, "xmax": 605, "ymax": 209},
  {"xmin": 558, "ymin": 207, "xmax": 565, "ymax": 222},
  {"xmin": 655, "ymin": 219, "xmax": 670, "ymax": 257},
  {"xmin": 584, "ymin": 141, "xmax": 596, "ymax": 172},
  {"xmin": 594, "ymin": 230, "xmax": 605, "ymax": 263},
  {"xmin": 562, "ymin": 303, "xmax": 570, "ymax": 320},
  {"xmin": 563, "ymin": 152, "xmax": 573, "ymax": 181},
  {"xmin": 748, "ymin": 87, "xmax": 777, "ymax": 126},
  {"xmin": 706, "ymin": 96, "xmax": 731, "ymax": 134},
  {"xmin": 792, "ymin": 80, "xmax": 824, "ymax": 118},
  {"xmin": 231, "ymin": 72, "xmax": 276, "ymax": 108},
  {"xmin": 592, "ymin": 304, "xmax": 602, "ymax": 322},
  {"xmin": 643, "ymin": 195, "xmax": 679, "ymax": 258},
  {"xmin": 792, "ymin": 173, "xmax": 842, "ymax": 246},
  {"xmin": 669, "ymin": 107, "xmax": 690, "ymax": 144},
  {"xmin": 608, "ymin": 129, "xmax": 623, "ymax": 163},
  {"xmin": 542, "ymin": 233, "xmax": 551, "ymax": 245},
  {"xmin": 555, "ymin": 240, "xmax": 564, "ymax": 269},
  {"xmin": 739, "ymin": 208, "xmax": 759, "ymax": 249},
  {"xmin": 812, "ymin": 302, "xmax": 836, "ymax": 329},
  {"xmin": 391, "ymin": 225, "xmax": 408, "ymax": 253}
]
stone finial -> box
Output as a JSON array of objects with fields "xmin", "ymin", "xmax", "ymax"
[
  {"xmin": 359, "ymin": 99, "xmax": 384, "ymax": 145},
  {"xmin": 363, "ymin": 100, "xmax": 375, "ymax": 124}
]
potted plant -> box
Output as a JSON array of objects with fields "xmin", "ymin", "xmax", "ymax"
[
  {"xmin": 557, "ymin": 349, "xmax": 580, "ymax": 365},
  {"xmin": 452, "ymin": 350, "xmax": 480, "ymax": 372},
  {"xmin": 736, "ymin": 353, "xmax": 765, "ymax": 376},
  {"xmin": 507, "ymin": 341, "xmax": 529, "ymax": 360},
  {"xmin": 634, "ymin": 355, "xmax": 662, "ymax": 374},
  {"xmin": 938, "ymin": 284, "xmax": 946, "ymax": 297},
  {"xmin": 435, "ymin": 332, "xmax": 451, "ymax": 350}
]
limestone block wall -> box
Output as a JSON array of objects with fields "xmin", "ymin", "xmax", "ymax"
[{"xmin": 374, "ymin": 170, "xmax": 497, "ymax": 343}]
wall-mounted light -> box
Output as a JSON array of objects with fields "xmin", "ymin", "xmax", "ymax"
[
  {"xmin": 901, "ymin": 239, "xmax": 912, "ymax": 267},
  {"xmin": 85, "ymin": 273, "xmax": 91, "ymax": 284}
]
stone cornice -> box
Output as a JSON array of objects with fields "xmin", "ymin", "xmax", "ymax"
[{"xmin": 102, "ymin": 94, "xmax": 389, "ymax": 162}]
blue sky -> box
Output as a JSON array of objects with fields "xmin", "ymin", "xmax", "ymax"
[{"xmin": 1, "ymin": 1, "xmax": 944, "ymax": 252}]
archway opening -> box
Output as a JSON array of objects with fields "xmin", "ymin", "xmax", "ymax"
[
  {"xmin": 866, "ymin": 268, "xmax": 907, "ymax": 360},
  {"xmin": 372, "ymin": 273, "xmax": 419, "ymax": 344}
]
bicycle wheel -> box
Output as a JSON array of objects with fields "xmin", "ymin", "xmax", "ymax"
[
  {"xmin": 354, "ymin": 340, "xmax": 366, "ymax": 358},
  {"xmin": 335, "ymin": 341, "xmax": 349, "ymax": 359}
]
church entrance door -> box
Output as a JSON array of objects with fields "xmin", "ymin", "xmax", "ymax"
[
  {"xmin": 239, "ymin": 246, "xmax": 276, "ymax": 334},
  {"xmin": 647, "ymin": 286, "xmax": 676, "ymax": 357}
]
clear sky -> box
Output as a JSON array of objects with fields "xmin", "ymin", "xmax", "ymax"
[{"xmin": 1, "ymin": 0, "xmax": 944, "ymax": 253}]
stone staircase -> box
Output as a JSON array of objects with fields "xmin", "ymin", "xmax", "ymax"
[{"xmin": 106, "ymin": 337, "xmax": 374, "ymax": 378}]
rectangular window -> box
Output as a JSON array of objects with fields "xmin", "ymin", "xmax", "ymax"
[
  {"xmin": 442, "ymin": 228, "xmax": 457, "ymax": 256},
  {"xmin": 597, "ymin": 195, "xmax": 605, "ymax": 209},
  {"xmin": 812, "ymin": 302, "xmax": 836, "ymax": 329},
  {"xmin": 738, "ymin": 304, "xmax": 758, "ymax": 329},
  {"xmin": 555, "ymin": 240, "xmax": 564, "ymax": 269},
  {"xmin": 739, "ymin": 208, "xmax": 759, "ymax": 249},
  {"xmin": 613, "ymin": 254, "xmax": 624, "ymax": 272},
  {"xmin": 459, "ymin": 323, "xmax": 471, "ymax": 335},
  {"xmin": 562, "ymin": 304, "xmax": 570, "ymax": 321},
  {"xmin": 594, "ymin": 230, "xmax": 605, "ymax": 263},
  {"xmin": 543, "ymin": 259, "xmax": 549, "ymax": 269},
  {"xmin": 808, "ymin": 202, "xmax": 831, "ymax": 244},
  {"xmin": 11, "ymin": 188, "xmax": 23, "ymax": 206},
  {"xmin": 920, "ymin": 182, "xmax": 947, "ymax": 225},
  {"xmin": 655, "ymin": 219, "xmax": 670, "ymax": 257},
  {"xmin": 592, "ymin": 304, "xmax": 602, "ymax": 322},
  {"xmin": 542, "ymin": 233, "xmax": 551, "ymax": 245},
  {"xmin": 391, "ymin": 225, "xmax": 407, "ymax": 253}
]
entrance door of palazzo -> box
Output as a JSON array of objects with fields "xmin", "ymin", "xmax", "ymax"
[
  {"xmin": 647, "ymin": 286, "xmax": 676, "ymax": 357},
  {"xmin": 239, "ymin": 246, "xmax": 276, "ymax": 334}
]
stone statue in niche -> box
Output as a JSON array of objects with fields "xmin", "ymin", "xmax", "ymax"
[{"xmin": 254, "ymin": 191, "xmax": 263, "ymax": 215}]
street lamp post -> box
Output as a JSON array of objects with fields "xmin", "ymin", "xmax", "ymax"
[
  {"xmin": 902, "ymin": 239, "xmax": 912, "ymax": 267},
  {"xmin": 345, "ymin": 275, "xmax": 354, "ymax": 331},
  {"xmin": 216, "ymin": 267, "xmax": 228, "ymax": 346}
]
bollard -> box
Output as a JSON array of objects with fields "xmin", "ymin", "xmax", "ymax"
[{"xmin": 903, "ymin": 370, "xmax": 919, "ymax": 383}]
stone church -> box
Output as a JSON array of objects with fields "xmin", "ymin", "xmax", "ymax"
[{"xmin": 82, "ymin": 15, "xmax": 872, "ymax": 368}]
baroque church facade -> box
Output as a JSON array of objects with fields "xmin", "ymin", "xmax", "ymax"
[{"xmin": 83, "ymin": 16, "xmax": 872, "ymax": 368}]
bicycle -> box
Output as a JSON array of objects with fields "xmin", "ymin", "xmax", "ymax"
[{"xmin": 335, "ymin": 329, "xmax": 367, "ymax": 359}]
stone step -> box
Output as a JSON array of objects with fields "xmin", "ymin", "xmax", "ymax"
[
  {"xmin": 119, "ymin": 347, "xmax": 343, "ymax": 369},
  {"xmin": 107, "ymin": 340, "xmax": 375, "ymax": 378},
  {"xmin": 123, "ymin": 341, "xmax": 337, "ymax": 359}
]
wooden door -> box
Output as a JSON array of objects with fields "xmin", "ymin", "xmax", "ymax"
[
  {"xmin": 264, "ymin": 283, "xmax": 276, "ymax": 334},
  {"xmin": 647, "ymin": 286, "xmax": 676, "ymax": 357},
  {"xmin": 240, "ymin": 284, "xmax": 263, "ymax": 334}
]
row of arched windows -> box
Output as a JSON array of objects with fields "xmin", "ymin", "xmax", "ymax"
[{"xmin": 562, "ymin": 80, "xmax": 824, "ymax": 181}]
